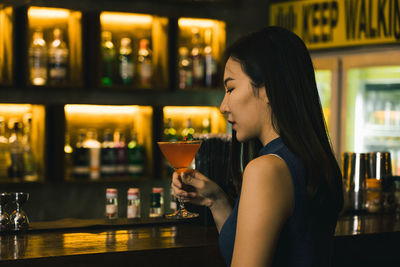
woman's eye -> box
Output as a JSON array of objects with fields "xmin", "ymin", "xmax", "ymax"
[{"xmin": 226, "ymin": 88, "xmax": 234, "ymax": 93}]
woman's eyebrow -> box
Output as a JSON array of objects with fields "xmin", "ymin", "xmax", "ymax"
[{"xmin": 224, "ymin": 77, "xmax": 234, "ymax": 87}]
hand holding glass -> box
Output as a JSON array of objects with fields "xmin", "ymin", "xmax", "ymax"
[{"xmin": 158, "ymin": 140, "xmax": 201, "ymax": 219}]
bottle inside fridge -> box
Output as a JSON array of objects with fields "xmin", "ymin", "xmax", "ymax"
[{"xmin": 346, "ymin": 66, "xmax": 400, "ymax": 175}]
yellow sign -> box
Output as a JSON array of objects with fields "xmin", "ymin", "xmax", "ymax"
[{"xmin": 269, "ymin": 0, "xmax": 400, "ymax": 49}]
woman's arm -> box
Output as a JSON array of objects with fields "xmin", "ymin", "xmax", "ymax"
[
  {"xmin": 172, "ymin": 170, "xmax": 233, "ymax": 232},
  {"xmin": 231, "ymin": 154, "xmax": 294, "ymax": 267}
]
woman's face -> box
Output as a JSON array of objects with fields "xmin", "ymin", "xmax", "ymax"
[{"xmin": 220, "ymin": 57, "xmax": 273, "ymax": 143}]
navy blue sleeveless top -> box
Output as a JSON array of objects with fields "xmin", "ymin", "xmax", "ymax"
[{"xmin": 218, "ymin": 137, "xmax": 335, "ymax": 266}]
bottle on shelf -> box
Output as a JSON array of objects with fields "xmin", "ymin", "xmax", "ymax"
[
  {"xmin": 118, "ymin": 37, "xmax": 134, "ymax": 85},
  {"xmin": 22, "ymin": 115, "xmax": 38, "ymax": 181},
  {"xmin": 203, "ymin": 29, "xmax": 218, "ymax": 88},
  {"xmin": 127, "ymin": 130, "xmax": 145, "ymax": 177},
  {"xmin": 181, "ymin": 118, "xmax": 195, "ymax": 141},
  {"xmin": 8, "ymin": 122, "xmax": 24, "ymax": 180},
  {"xmin": 178, "ymin": 46, "xmax": 193, "ymax": 89},
  {"xmin": 137, "ymin": 38, "xmax": 152, "ymax": 88},
  {"xmin": 127, "ymin": 188, "xmax": 140, "ymax": 219},
  {"xmin": 191, "ymin": 29, "xmax": 205, "ymax": 87},
  {"xmin": 83, "ymin": 129, "xmax": 101, "ymax": 180},
  {"xmin": 163, "ymin": 118, "xmax": 178, "ymax": 141},
  {"xmin": 64, "ymin": 131, "xmax": 73, "ymax": 180},
  {"xmin": 149, "ymin": 187, "xmax": 164, "ymax": 218},
  {"xmin": 73, "ymin": 130, "xmax": 89, "ymax": 179},
  {"xmin": 48, "ymin": 28, "xmax": 69, "ymax": 86},
  {"xmin": 202, "ymin": 117, "xmax": 211, "ymax": 133},
  {"xmin": 105, "ymin": 188, "xmax": 118, "ymax": 219},
  {"xmin": 101, "ymin": 31, "xmax": 116, "ymax": 86},
  {"xmin": 114, "ymin": 130, "xmax": 127, "ymax": 176},
  {"xmin": 29, "ymin": 29, "xmax": 47, "ymax": 86},
  {"xmin": 101, "ymin": 129, "xmax": 116, "ymax": 178},
  {"xmin": 0, "ymin": 117, "xmax": 11, "ymax": 179}
]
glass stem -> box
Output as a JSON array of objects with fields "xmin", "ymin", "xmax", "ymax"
[{"xmin": 178, "ymin": 195, "xmax": 185, "ymax": 212}]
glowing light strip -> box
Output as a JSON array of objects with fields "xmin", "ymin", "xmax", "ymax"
[
  {"xmin": 163, "ymin": 106, "xmax": 219, "ymax": 116},
  {"xmin": 65, "ymin": 105, "xmax": 143, "ymax": 115},
  {"xmin": 178, "ymin": 18, "xmax": 218, "ymax": 28},
  {"xmin": 100, "ymin": 12, "xmax": 153, "ymax": 25},
  {"xmin": 28, "ymin": 7, "xmax": 70, "ymax": 19},
  {"xmin": 0, "ymin": 104, "xmax": 32, "ymax": 113}
]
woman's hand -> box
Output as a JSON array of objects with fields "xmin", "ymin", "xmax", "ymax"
[{"xmin": 171, "ymin": 169, "xmax": 223, "ymax": 208}]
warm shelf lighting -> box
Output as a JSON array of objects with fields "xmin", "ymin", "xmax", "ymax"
[
  {"xmin": 178, "ymin": 18, "xmax": 218, "ymax": 28},
  {"xmin": 0, "ymin": 104, "xmax": 32, "ymax": 114},
  {"xmin": 100, "ymin": 12, "xmax": 153, "ymax": 25},
  {"xmin": 28, "ymin": 7, "xmax": 70, "ymax": 19},
  {"xmin": 65, "ymin": 105, "xmax": 143, "ymax": 115},
  {"xmin": 164, "ymin": 106, "xmax": 219, "ymax": 116}
]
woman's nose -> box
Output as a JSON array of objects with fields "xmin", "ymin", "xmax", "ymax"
[{"xmin": 219, "ymin": 94, "xmax": 229, "ymax": 114}]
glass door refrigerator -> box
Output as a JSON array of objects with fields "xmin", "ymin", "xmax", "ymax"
[{"xmin": 341, "ymin": 48, "xmax": 400, "ymax": 176}]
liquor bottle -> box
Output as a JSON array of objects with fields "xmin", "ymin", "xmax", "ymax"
[
  {"xmin": 101, "ymin": 31, "xmax": 116, "ymax": 86},
  {"xmin": 64, "ymin": 131, "xmax": 73, "ymax": 180},
  {"xmin": 0, "ymin": 117, "xmax": 11, "ymax": 179},
  {"xmin": 8, "ymin": 122, "xmax": 24, "ymax": 180},
  {"xmin": 114, "ymin": 130, "xmax": 127, "ymax": 176},
  {"xmin": 204, "ymin": 29, "xmax": 218, "ymax": 88},
  {"xmin": 118, "ymin": 37, "xmax": 134, "ymax": 85},
  {"xmin": 137, "ymin": 38, "xmax": 152, "ymax": 88},
  {"xmin": 127, "ymin": 188, "xmax": 140, "ymax": 218},
  {"xmin": 127, "ymin": 130, "xmax": 144, "ymax": 177},
  {"xmin": 48, "ymin": 28, "xmax": 69, "ymax": 85},
  {"xmin": 181, "ymin": 118, "xmax": 195, "ymax": 141},
  {"xmin": 191, "ymin": 29, "xmax": 205, "ymax": 87},
  {"xmin": 22, "ymin": 115, "xmax": 38, "ymax": 181},
  {"xmin": 178, "ymin": 46, "xmax": 193, "ymax": 89},
  {"xmin": 101, "ymin": 129, "xmax": 116, "ymax": 178},
  {"xmin": 83, "ymin": 129, "xmax": 101, "ymax": 180},
  {"xmin": 163, "ymin": 118, "xmax": 178, "ymax": 141},
  {"xmin": 149, "ymin": 187, "xmax": 164, "ymax": 218},
  {"xmin": 73, "ymin": 130, "xmax": 90, "ymax": 179},
  {"xmin": 29, "ymin": 30, "xmax": 47, "ymax": 86},
  {"xmin": 105, "ymin": 188, "xmax": 118, "ymax": 219}
]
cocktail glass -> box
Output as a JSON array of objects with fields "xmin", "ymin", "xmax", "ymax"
[{"xmin": 158, "ymin": 140, "xmax": 202, "ymax": 219}]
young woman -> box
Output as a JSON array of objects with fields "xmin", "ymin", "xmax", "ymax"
[{"xmin": 172, "ymin": 26, "xmax": 343, "ymax": 267}]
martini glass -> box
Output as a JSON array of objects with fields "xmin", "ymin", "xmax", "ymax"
[{"xmin": 158, "ymin": 140, "xmax": 202, "ymax": 219}]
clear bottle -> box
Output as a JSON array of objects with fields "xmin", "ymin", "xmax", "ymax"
[
  {"xmin": 83, "ymin": 129, "xmax": 101, "ymax": 180},
  {"xmin": 73, "ymin": 130, "xmax": 89, "ymax": 179},
  {"xmin": 149, "ymin": 187, "xmax": 164, "ymax": 218},
  {"xmin": 106, "ymin": 188, "xmax": 118, "ymax": 219},
  {"xmin": 101, "ymin": 31, "xmax": 116, "ymax": 86},
  {"xmin": 22, "ymin": 115, "xmax": 38, "ymax": 181},
  {"xmin": 119, "ymin": 37, "xmax": 134, "ymax": 85},
  {"xmin": 203, "ymin": 29, "xmax": 218, "ymax": 88},
  {"xmin": 178, "ymin": 46, "xmax": 193, "ymax": 89},
  {"xmin": 201, "ymin": 117, "xmax": 211, "ymax": 134},
  {"xmin": 127, "ymin": 130, "xmax": 144, "ymax": 177},
  {"xmin": 114, "ymin": 130, "xmax": 127, "ymax": 176},
  {"xmin": 191, "ymin": 29, "xmax": 204, "ymax": 87},
  {"xmin": 48, "ymin": 28, "xmax": 69, "ymax": 85},
  {"xmin": 0, "ymin": 117, "xmax": 11, "ymax": 179},
  {"xmin": 163, "ymin": 118, "xmax": 178, "ymax": 142},
  {"xmin": 137, "ymin": 38, "xmax": 152, "ymax": 88},
  {"xmin": 101, "ymin": 129, "xmax": 116, "ymax": 178},
  {"xmin": 127, "ymin": 188, "xmax": 140, "ymax": 218},
  {"xmin": 8, "ymin": 122, "xmax": 24, "ymax": 180},
  {"xmin": 29, "ymin": 30, "xmax": 47, "ymax": 86}
]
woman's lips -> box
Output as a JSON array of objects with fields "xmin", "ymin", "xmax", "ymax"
[{"xmin": 228, "ymin": 120, "xmax": 236, "ymax": 129}]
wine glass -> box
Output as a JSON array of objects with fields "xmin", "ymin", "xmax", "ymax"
[
  {"xmin": 158, "ymin": 140, "xmax": 202, "ymax": 219},
  {"xmin": 0, "ymin": 192, "xmax": 11, "ymax": 231},
  {"xmin": 10, "ymin": 192, "xmax": 29, "ymax": 230}
]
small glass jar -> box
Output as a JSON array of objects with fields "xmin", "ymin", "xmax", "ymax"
[
  {"xmin": 106, "ymin": 188, "xmax": 118, "ymax": 219},
  {"xmin": 127, "ymin": 188, "xmax": 140, "ymax": 218},
  {"xmin": 365, "ymin": 178, "xmax": 382, "ymax": 213}
]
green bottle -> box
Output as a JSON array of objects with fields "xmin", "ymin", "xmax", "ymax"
[
  {"xmin": 101, "ymin": 31, "xmax": 115, "ymax": 86},
  {"xmin": 127, "ymin": 131, "xmax": 144, "ymax": 177}
]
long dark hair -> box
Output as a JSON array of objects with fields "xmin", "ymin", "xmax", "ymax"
[{"xmin": 227, "ymin": 26, "xmax": 343, "ymax": 219}]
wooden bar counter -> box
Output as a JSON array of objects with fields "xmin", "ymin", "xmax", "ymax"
[{"xmin": 0, "ymin": 214, "xmax": 400, "ymax": 267}]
